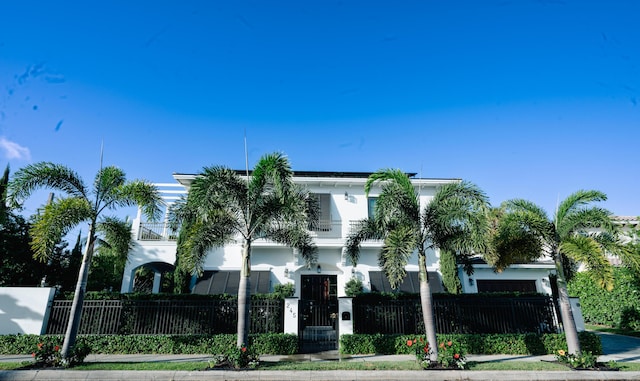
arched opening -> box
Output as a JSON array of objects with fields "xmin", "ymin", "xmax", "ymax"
[{"xmin": 131, "ymin": 262, "xmax": 175, "ymax": 294}]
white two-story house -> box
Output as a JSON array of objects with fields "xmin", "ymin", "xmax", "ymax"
[{"xmin": 121, "ymin": 170, "xmax": 555, "ymax": 299}]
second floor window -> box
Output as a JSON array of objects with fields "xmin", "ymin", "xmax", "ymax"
[{"xmin": 367, "ymin": 197, "xmax": 378, "ymax": 219}]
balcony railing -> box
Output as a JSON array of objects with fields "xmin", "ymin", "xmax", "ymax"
[
  {"xmin": 309, "ymin": 220, "xmax": 343, "ymax": 239},
  {"xmin": 138, "ymin": 223, "xmax": 178, "ymax": 241}
]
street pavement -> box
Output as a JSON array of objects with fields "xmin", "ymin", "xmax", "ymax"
[{"xmin": 1, "ymin": 332, "xmax": 640, "ymax": 380}]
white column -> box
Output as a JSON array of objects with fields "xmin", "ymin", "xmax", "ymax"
[
  {"xmin": 338, "ymin": 297, "xmax": 354, "ymax": 339},
  {"xmin": 152, "ymin": 271, "xmax": 162, "ymax": 294},
  {"xmin": 284, "ymin": 298, "xmax": 299, "ymax": 335},
  {"xmin": 120, "ymin": 266, "xmax": 135, "ymax": 293}
]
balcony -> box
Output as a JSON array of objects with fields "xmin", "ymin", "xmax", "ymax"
[
  {"xmin": 137, "ymin": 222, "xmax": 178, "ymax": 241},
  {"xmin": 309, "ymin": 220, "xmax": 343, "ymax": 239},
  {"xmin": 137, "ymin": 220, "xmax": 380, "ymax": 242}
]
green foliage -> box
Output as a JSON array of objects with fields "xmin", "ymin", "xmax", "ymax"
[
  {"xmin": 29, "ymin": 337, "xmax": 90, "ymax": 368},
  {"xmin": 32, "ymin": 340, "xmax": 62, "ymax": 367},
  {"xmin": 339, "ymin": 332, "xmax": 601, "ymax": 356},
  {"xmin": 439, "ymin": 249, "xmax": 462, "ymax": 294},
  {"xmin": 213, "ymin": 343, "xmax": 259, "ymax": 369},
  {"xmin": 273, "ymin": 283, "xmax": 295, "ymax": 298},
  {"xmin": 0, "ymin": 334, "xmax": 297, "ymax": 355},
  {"xmin": 344, "ymin": 277, "xmax": 364, "ymax": 297},
  {"xmin": 436, "ymin": 339, "xmax": 467, "ymax": 369},
  {"xmin": 555, "ymin": 349, "xmax": 598, "ymax": 369},
  {"xmin": 568, "ymin": 267, "xmax": 640, "ymax": 328}
]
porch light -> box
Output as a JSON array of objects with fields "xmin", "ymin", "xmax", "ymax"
[
  {"xmin": 317, "ymin": 264, "xmax": 321, "ymax": 273},
  {"xmin": 468, "ymin": 278, "xmax": 474, "ymax": 286},
  {"xmin": 344, "ymin": 191, "xmax": 348, "ymax": 200},
  {"xmin": 284, "ymin": 268, "xmax": 289, "ymax": 278}
]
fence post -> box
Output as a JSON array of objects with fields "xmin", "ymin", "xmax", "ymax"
[
  {"xmin": 338, "ymin": 297, "xmax": 353, "ymax": 351},
  {"xmin": 284, "ymin": 298, "xmax": 298, "ymax": 335}
]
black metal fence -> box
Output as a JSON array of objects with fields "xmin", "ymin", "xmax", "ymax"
[
  {"xmin": 353, "ymin": 296, "xmax": 560, "ymax": 335},
  {"xmin": 46, "ymin": 299, "xmax": 284, "ymax": 335}
]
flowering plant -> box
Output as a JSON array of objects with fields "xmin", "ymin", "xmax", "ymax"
[
  {"xmin": 437, "ymin": 340, "xmax": 467, "ymax": 369},
  {"xmin": 555, "ymin": 349, "xmax": 597, "ymax": 369},
  {"xmin": 213, "ymin": 343, "xmax": 259, "ymax": 369},
  {"xmin": 32, "ymin": 341, "xmax": 62, "ymax": 367},
  {"xmin": 406, "ymin": 337, "xmax": 432, "ymax": 369}
]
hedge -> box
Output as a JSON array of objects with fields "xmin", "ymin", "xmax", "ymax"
[
  {"xmin": 0, "ymin": 333, "xmax": 298, "ymax": 355},
  {"xmin": 568, "ymin": 267, "xmax": 640, "ymax": 329},
  {"xmin": 339, "ymin": 332, "xmax": 602, "ymax": 356}
]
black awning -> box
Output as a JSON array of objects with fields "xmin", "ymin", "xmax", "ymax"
[
  {"xmin": 369, "ymin": 271, "xmax": 444, "ymax": 293},
  {"xmin": 193, "ymin": 270, "xmax": 271, "ymax": 295}
]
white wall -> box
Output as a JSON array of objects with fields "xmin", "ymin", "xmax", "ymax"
[
  {"xmin": 460, "ymin": 265, "xmax": 554, "ymax": 295},
  {"xmin": 0, "ymin": 287, "xmax": 56, "ymax": 334}
]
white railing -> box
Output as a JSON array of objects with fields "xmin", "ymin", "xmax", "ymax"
[
  {"xmin": 138, "ymin": 221, "xmax": 347, "ymax": 241},
  {"xmin": 137, "ymin": 222, "xmax": 178, "ymax": 241},
  {"xmin": 309, "ymin": 220, "xmax": 343, "ymax": 239}
]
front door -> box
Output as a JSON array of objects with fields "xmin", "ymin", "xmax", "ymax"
[{"xmin": 299, "ymin": 274, "xmax": 338, "ymax": 352}]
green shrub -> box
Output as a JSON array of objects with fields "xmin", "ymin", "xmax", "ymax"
[
  {"xmin": 339, "ymin": 332, "xmax": 601, "ymax": 356},
  {"xmin": 213, "ymin": 343, "xmax": 259, "ymax": 369},
  {"xmin": 273, "ymin": 283, "xmax": 295, "ymax": 298},
  {"xmin": 0, "ymin": 333, "xmax": 296, "ymax": 356},
  {"xmin": 568, "ymin": 267, "xmax": 640, "ymax": 328},
  {"xmin": 344, "ymin": 277, "xmax": 364, "ymax": 297}
]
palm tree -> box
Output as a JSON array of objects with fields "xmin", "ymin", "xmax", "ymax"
[
  {"xmin": 495, "ymin": 191, "xmax": 640, "ymax": 355},
  {"xmin": 8, "ymin": 162, "xmax": 161, "ymax": 360},
  {"xmin": 169, "ymin": 152, "xmax": 318, "ymax": 347},
  {"xmin": 345, "ymin": 169, "xmax": 489, "ymax": 361}
]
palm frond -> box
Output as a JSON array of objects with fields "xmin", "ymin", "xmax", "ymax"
[
  {"xmin": 561, "ymin": 235, "xmax": 614, "ymax": 290},
  {"xmin": 345, "ymin": 218, "xmax": 384, "ymax": 265},
  {"xmin": 488, "ymin": 210, "xmax": 545, "ymax": 271},
  {"xmin": 557, "ymin": 207, "xmax": 615, "ymax": 240},
  {"xmin": 380, "ymin": 226, "xmax": 417, "ymax": 289},
  {"xmin": 365, "ymin": 169, "xmax": 420, "ymax": 230},
  {"xmin": 95, "ymin": 216, "xmax": 133, "ymax": 263},
  {"xmin": 556, "ymin": 190, "xmax": 607, "ymax": 227},
  {"xmin": 8, "ymin": 162, "xmax": 88, "ymax": 203},
  {"xmin": 249, "ymin": 152, "xmax": 294, "ymax": 200},
  {"xmin": 30, "ymin": 197, "xmax": 93, "ymax": 261},
  {"xmin": 107, "ymin": 180, "xmax": 163, "ymax": 221},
  {"xmin": 94, "ymin": 166, "xmax": 126, "ymax": 206},
  {"xmin": 191, "ymin": 166, "xmax": 247, "ymax": 222},
  {"xmin": 176, "ymin": 218, "xmax": 236, "ymax": 276},
  {"xmin": 424, "ymin": 181, "xmax": 489, "ymax": 254}
]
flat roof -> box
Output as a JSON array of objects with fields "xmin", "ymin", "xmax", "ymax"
[{"xmin": 173, "ymin": 169, "xmax": 459, "ymax": 181}]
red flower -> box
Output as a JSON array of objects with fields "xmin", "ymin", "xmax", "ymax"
[
  {"xmin": 407, "ymin": 339, "xmax": 413, "ymax": 347},
  {"xmin": 241, "ymin": 347, "xmax": 247, "ymax": 353},
  {"xmin": 54, "ymin": 345, "xmax": 60, "ymax": 351},
  {"xmin": 37, "ymin": 343, "xmax": 43, "ymax": 349},
  {"xmin": 31, "ymin": 353, "xmax": 35, "ymax": 357},
  {"xmin": 422, "ymin": 346, "xmax": 429, "ymax": 353},
  {"xmin": 439, "ymin": 342, "xmax": 445, "ymax": 349},
  {"xmin": 447, "ymin": 341, "xmax": 452, "ymax": 347},
  {"xmin": 454, "ymin": 353, "xmax": 460, "ymax": 359}
]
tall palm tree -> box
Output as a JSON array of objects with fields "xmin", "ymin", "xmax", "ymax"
[
  {"xmin": 495, "ymin": 191, "xmax": 640, "ymax": 355},
  {"xmin": 345, "ymin": 169, "xmax": 489, "ymax": 361},
  {"xmin": 169, "ymin": 152, "xmax": 318, "ymax": 347},
  {"xmin": 8, "ymin": 162, "xmax": 161, "ymax": 360}
]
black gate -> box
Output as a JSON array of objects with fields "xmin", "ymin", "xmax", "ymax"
[{"xmin": 299, "ymin": 275, "xmax": 338, "ymax": 352}]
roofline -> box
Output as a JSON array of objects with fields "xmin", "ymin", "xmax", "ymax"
[{"xmin": 172, "ymin": 170, "xmax": 461, "ymax": 187}]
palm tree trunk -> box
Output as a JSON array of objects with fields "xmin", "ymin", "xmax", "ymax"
[
  {"xmin": 237, "ymin": 240, "xmax": 251, "ymax": 348},
  {"xmin": 419, "ymin": 252, "xmax": 438, "ymax": 362},
  {"xmin": 61, "ymin": 222, "xmax": 96, "ymax": 360},
  {"xmin": 555, "ymin": 252, "xmax": 581, "ymax": 355}
]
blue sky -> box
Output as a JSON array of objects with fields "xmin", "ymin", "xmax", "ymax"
[{"xmin": 1, "ymin": 0, "xmax": 639, "ymax": 218}]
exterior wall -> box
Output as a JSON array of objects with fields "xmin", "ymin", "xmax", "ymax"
[
  {"xmin": 459, "ymin": 265, "xmax": 554, "ymax": 295},
  {"xmin": 0, "ymin": 287, "xmax": 56, "ymax": 334},
  {"xmin": 122, "ymin": 174, "xmax": 455, "ymax": 295}
]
